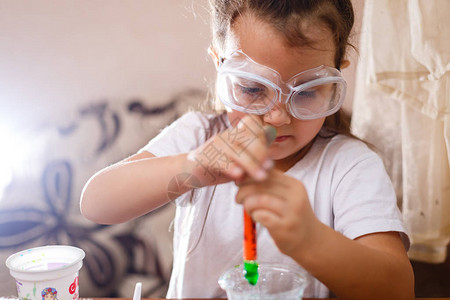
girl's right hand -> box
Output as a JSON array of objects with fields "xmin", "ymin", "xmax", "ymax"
[{"xmin": 187, "ymin": 115, "xmax": 274, "ymax": 187}]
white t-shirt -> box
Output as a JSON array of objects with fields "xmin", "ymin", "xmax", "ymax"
[{"xmin": 140, "ymin": 111, "xmax": 409, "ymax": 298}]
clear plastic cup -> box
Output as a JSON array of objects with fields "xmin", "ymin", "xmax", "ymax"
[
  {"xmin": 218, "ymin": 263, "xmax": 307, "ymax": 300},
  {"xmin": 5, "ymin": 245, "xmax": 85, "ymax": 300}
]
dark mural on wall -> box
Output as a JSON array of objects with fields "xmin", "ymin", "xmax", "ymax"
[{"xmin": 0, "ymin": 88, "xmax": 205, "ymax": 295}]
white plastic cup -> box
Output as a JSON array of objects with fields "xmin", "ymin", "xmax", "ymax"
[
  {"xmin": 5, "ymin": 245, "xmax": 85, "ymax": 300},
  {"xmin": 218, "ymin": 263, "xmax": 307, "ymax": 300}
]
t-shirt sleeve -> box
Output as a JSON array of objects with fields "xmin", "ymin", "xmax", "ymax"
[
  {"xmin": 332, "ymin": 150, "xmax": 410, "ymax": 250},
  {"xmin": 139, "ymin": 111, "xmax": 213, "ymax": 157}
]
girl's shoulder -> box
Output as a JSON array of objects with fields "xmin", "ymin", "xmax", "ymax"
[
  {"xmin": 139, "ymin": 111, "xmax": 228, "ymax": 156},
  {"xmin": 325, "ymin": 134, "xmax": 371, "ymax": 153},
  {"xmin": 313, "ymin": 133, "xmax": 381, "ymax": 167},
  {"xmin": 175, "ymin": 110, "xmax": 229, "ymax": 137}
]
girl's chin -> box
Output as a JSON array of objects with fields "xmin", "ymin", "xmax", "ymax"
[
  {"xmin": 267, "ymin": 148, "xmax": 289, "ymax": 161},
  {"xmin": 268, "ymin": 143, "xmax": 307, "ymax": 165}
]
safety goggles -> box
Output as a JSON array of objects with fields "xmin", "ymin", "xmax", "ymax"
[{"xmin": 216, "ymin": 50, "xmax": 346, "ymax": 120}]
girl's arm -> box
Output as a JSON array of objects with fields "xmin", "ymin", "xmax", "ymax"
[
  {"xmin": 305, "ymin": 227, "xmax": 414, "ymax": 300},
  {"xmin": 80, "ymin": 115, "xmax": 272, "ymax": 225},
  {"xmin": 236, "ymin": 170, "xmax": 414, "ymax": 300},
  {"xmin": 80, "ymin": 151, "xmax": 193, "ymax": 224}
]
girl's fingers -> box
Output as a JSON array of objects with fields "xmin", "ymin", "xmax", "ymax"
[
  {"xmin": 262, "ymin": 158, "xmax": 274, "ymax": 170},
  {"xmin": 236, "ymin": 169, "xmax": 316, "ymax": 257},
  {"xmin": 243, "ymin": 194, "xmax": 285, "ymax": 219},
  {"xmin": 216, "ymin": 160, "xmax": 245, "ymax": 180},
  {"xmin": 221, "ymin": 115, "xmax": 271, "ymax": 180},
  {"xmin": 189, "ymin": 114, "xmax": 274, "ymax": 184},
  {"xmin": 234, "ymin": 142, "xmax": 270, "ymax": 180},
  {"xmin": 236, "ymin": 171, "xmax": 290, "ymax": 203},
  {"xmin": 251, "ymin": 208, "xmax": 279, "ymax": 227}
]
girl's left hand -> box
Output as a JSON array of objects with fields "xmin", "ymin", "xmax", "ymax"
[{"xmin": 235, "ymin": 169, "xmax": 320, "ymax": 257}]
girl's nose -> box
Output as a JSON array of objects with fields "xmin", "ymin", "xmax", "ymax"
[{"xmin": 263, "ymin": 103, "xmax": 291, "ymax": 126}]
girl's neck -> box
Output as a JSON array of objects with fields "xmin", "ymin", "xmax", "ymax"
[{"xmin": 274, "ymin": 138, "xmax": 315, "ymax": 172}]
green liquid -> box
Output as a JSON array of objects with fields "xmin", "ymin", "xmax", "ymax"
[{"xmin": 243, "ymin": 260, "xmax": 259, "ymax": 285}]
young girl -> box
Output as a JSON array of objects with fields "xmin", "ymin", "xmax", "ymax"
[{"xmin": 81, "ymin": 0, "xmax": 415, "ymax": 299}]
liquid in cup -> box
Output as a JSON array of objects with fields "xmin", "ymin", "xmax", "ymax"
[
  {"xmin": 6, "ymin": 245, "xmax": 85, "ymax": 300},
  {"xmin": 219, "ymin": 263, "xmax": 307, "ymax": 300}
]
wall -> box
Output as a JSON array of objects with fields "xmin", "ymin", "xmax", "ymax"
[
  {"xmin": 0, "ymin": 1, "xmax": 213, "ymax": 297},
  {"xmin": 0, "ymin": 0, "xmax": 214, "ymax": 132}
]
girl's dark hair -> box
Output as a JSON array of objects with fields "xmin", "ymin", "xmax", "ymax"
[
  {"xmin": 210, "ymin": 0, "xmax": 354, "ymax": 68},
  {"xmin": 209, "ymin": 0, "xmax": 356, "ymax": 138}
]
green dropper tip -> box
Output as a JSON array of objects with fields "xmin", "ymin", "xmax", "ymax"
[
  {"xmin": 243, "ymin": 261, "xmax": 259, "ymax": 285},
  {"xmin": 263, "ymin": 125, "xmax": 277, "ymax": 146}
]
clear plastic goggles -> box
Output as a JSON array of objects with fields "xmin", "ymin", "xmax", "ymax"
[{"xmin": 216, "ymin": 50, "xmax": 347, "ymax": 120}]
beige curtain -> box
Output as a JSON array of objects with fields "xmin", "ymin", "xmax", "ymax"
[{"xmin": 351, "ymin": 0, "xmax": 450, "ymax": 263}]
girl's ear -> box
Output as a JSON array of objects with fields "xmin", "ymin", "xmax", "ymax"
[
  {"xmin": 208, "ymin": 46, "xmax": 221, "ymax": 70},
  {"xmin": 340, "ymin": 59, "xmax": 351, "ymax": 70}
]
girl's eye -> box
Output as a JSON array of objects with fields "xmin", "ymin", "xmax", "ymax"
[
  {"xmin": 239, "ymin": 85, "xmax": 264, "ymax": 94},
  {"xmin": 298, "ymin": 90, "xmax": 316, "ymax": 98}
]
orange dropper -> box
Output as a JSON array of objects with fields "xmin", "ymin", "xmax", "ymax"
[{"xmin": 243, "ymin": 125, "xmax": 277, "ymax": 285}]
